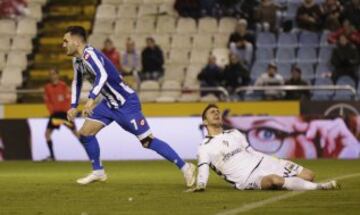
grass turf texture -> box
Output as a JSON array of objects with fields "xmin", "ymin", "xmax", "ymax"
[{"xmin": 0, "ymin": 160, "xmax": 359, "ymax": 215}]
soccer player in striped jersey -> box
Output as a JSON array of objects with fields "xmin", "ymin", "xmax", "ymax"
[
  {"xmin": 62, "ymin": 26, "xmax": 196, "ymax": 186},
  {"xmin": 187, "ymin": 104, "xmax": 339, "ymax": 192}
]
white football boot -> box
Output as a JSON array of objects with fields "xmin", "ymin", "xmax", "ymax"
[
  {"xmin": 76, "ymin": 170, "xmax": 107, "ymax": 185},
  {"xmin": 183, "ymin": 163, "xmax": 196, "ymax": 187},
  {"xmin": 319, "ymin": 180, "xmax": 340, "ymax": 190}
]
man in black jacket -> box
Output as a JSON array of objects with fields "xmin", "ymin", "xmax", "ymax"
[
  {"xmin": 141, "ymin": 37, "xmax": 164, "ymax": 81},
  {"xmin": 285, "ymin": 66, "xmax": 310, "ymax": 100}
]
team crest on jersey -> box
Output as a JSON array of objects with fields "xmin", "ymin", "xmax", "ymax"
[
  {"xmin": 140, "ymin": 119, "xmax": 145, "ymax": 126},
  {"xmin": 84, "ymin": 53, "xmax": 90, "ymax": 60},
  {"xmin": 222, "ymin": 140, "xmax": 229, "ymax": 147}
]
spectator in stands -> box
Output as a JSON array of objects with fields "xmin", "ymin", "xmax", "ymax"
[
  {"xmin": 102, "ymin": 38, "xmax": 121, "ymax": 71},
  {"xmin": 43, "ymin": 68, "xmax": 80, "ymax": 161},
  {"xmin": 285, "ymin": 66, "xmax": 310, "ymax": 100},
  {"xmin": 254, "ymin": 0, "xmax": 283, "ymax": 32},
  {"xmin": 222, "ymin": 53, "xmax": 250, "ymax": 97},
  {"xmin": 296, "ymin": 0, "xmax": 323, "ymax": 32},
  {"xmin": 122, "ymin": 38, "xmax": 141, "ymax": 89},
  {"xmin": 197, "ymin": 55, "xmax": 223, "ymax": 98},
  {"xmin": 328, "ymin": 19, "xmax": 360, "ymax": 47},
  {"xmin": 122, "ymin": 38, "xmax": 140, "ymax": 76},
  {"xmin": 255, "ymin": 62, "xmax": 285, "ymax": 100},
  {"xmin": 228, "ymin": 19, "xmax": 255, "ymax": 67},
  {"xmin": 320, "ymin": 0, "xmax": 342, "ymax": 31},
  {"xmin": 331, "ymin": 34, "xmax": 360, "ymax": 83},
  {"xmin": 174, "ymin": 0, "xmax": 201, "ymax": 18},
  {"xmin": 341, "ymin": 0, "xmax": 360, "ymax": 29},
  {"xmin": 199, "ymin": 0, "xmax": 217, "ymax": 16},
  {"xmin": 0, "ymin": 0, "xmax": 27, "ymax": 19},
  {"xmin": 141, "ymin": 37, "xmax": 164, "ymax": 81}
]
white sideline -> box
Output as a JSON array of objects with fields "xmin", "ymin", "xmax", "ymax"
[{"xmin": 215, "ymin": 172, "xmax": 360, "ymax": 215}]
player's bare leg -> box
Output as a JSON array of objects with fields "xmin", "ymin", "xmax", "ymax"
[
  {"xmin": 260, "ymin": 174, "xmax": 339, "ymax": 191},
  {"xmin": 76, "ymin": 119, "xmax": 107, "ymax": 185},
  {"xmin": 297, "ymin": 168, "xmax": 315, "ymax": 181},
  {"xmin": 44, "ymin": 128, "xmax": 55, "ymax": 161}
]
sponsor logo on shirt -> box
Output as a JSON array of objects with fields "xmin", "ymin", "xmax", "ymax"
[{"xmin": 223, "ymin": 148, "xmax": 242, "ymax": 162}]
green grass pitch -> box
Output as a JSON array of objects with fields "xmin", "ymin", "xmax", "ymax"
[{"xmin": 0, "ymin": 160, "xmax": 359, "ymax": 215}]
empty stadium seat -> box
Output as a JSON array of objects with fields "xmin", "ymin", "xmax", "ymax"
[
  {"xmin": 131, "ymin": 34, "xmax": 147, "ymax": 49},
  {"xmin": 156, "ymin": 16, "xmax": 176, "ymax": 34},
  {"xmin": 299, "ymin": 31, "xmax": 319, "ymax": 48},
  {"xmin": 156, "ymin": 80, "xmax": 181, "ymax": 102},
  {"xmin": 315, "ymin": 63, "xmax": 333, "ymax": 78},
  {"xmin": 0, "ymin": 19, "xmax": 16, "ymax": 36},
  {"xmin": 135, "ymin": 17, "xmax": 156, "ymax": 34},
  {"xmin": 0, "ymin": 37, "xmax": 11, "ymax": 52},
  {"xmin": 318, "ymin": 46, "xmax": 333, "ymax": 64},
  {"xmin": 0, "ymin": 52, "xmax": 6, "ymax": 70},
  {"xmin": 139, "ymin": 80, "xmax": 160, "ymax": 102},
  {"xmin": 123, "ymin": 0, "xmax": 143, "ymax": 4},
  {"xmin": 138, "ymin": 4, "xmax": 158, "ymax": 17},
  {"xmin": 27, "ymin": 3, "xmax": 43, "ymax": 21},
  {"xmin": 333, "ymin": 76, "xmax": 356, "ymax": 100},
  {"xmin": 117, "ymin": 4, "xmax": 138, "ymax": 18},
  {"xmin": 0, "ymin": 85, "xmax": 17, "ymax": 104},
  {"xmin": 190, "ymin": 49, "xmax": 211, "ymax": 64},
  {"xmin": 0, "ymin": 66, "xmax": 23, "ymax": 87},
  {"xmin": 256, "ymin": 32, "xmax": 276, "ymax": 48},
  {"xmin": 185, "ymin": 64, "xmax": 203, "ymax": 83},
  {"xmin": 11, "ymin": 36, "xmax": 33, "ymax": 53},
  {"xmin": 320, "ymin": 30, "xmax": 332, "ymax": 47},
  {"xmin": 213, "ymin": 33, "xmax": 229, "ymax": 48},
  {"xmin": 198, "ymin": 17, "xmax": 218, "ymax": 33},
  {"xmin": 312, "ymin": 77, "xmax": 334, "ymax": 100},
  {"xmin": 17, "ymin": 18, "xmax": 37, "ymax": 36},
  {"xmin": 102, "ymin": 0, "xmax": 123, "ymax": 4},
  {"xmin": 277, "ymin": 62, "xmax": 292, "ymax": 79},
  {"xmin": 218, "ymin": 17, "xmax": 237, "ymax": 34},
  {"xmin": 177, "ymin": 18, "xmax": 197, "ymax": 34},
  {"xmin": 250, "ymin": 61, "xmax": 268, "ymax": 81},
  {"xmin": 92, "ymin": 20, "xmax": 114, "ymax": 35},
  {"xmin": 6, "ymin": 52, "xmax": 27, "ymax": 70},
  {"xmin": 158, "ymin": 4, "xmax": 178, "ymax": 16},
  {"xmin": 200, "ymin": 94, "xmax": 219, "ymax": 102},
  {"xmin": 255, "ymin": 48, "xmax": 274, "ymax": 63},
  {"xmin": 163, "ymin": 64, "xmax": 186, "ymax": 82},
  {"xmin": 96, "ymin": 4, "xmax": 117, "ymax": 21},
  {"xmin": 276, "ymin": 47, "xmax": 296, "ymax": 63},
  {"xmin": 152, "ymin": 34, "xmax": 171, "ymax": 50},
  {"xmin": 114, "ymin": 19, "xmax": 135, "ymax": 35},
  {"xmin": 192, "ymin": 34, "xmax": 213, "ymax": 50},
  {"xmin": 297, "ymin": 47, "xmax": 317, "ymax": 64},
  {"xmin": 171, "ymin": 34, "xmax": 192, "ymax": 50},
  {"xmin": 277, "ymin": 32, "xmax": 298, "ymax": 48}
]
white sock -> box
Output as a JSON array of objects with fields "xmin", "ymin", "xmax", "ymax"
[
  {"xmin": 181, "ymin": 163, "xmax": 190, "ymax": 173},
  {"xmin": 283, "ymin": 177, "xmax": 319, "ymax": 191},
  {"xmin": 93, "ymin": 169, "xmax": 105, "ymax": 175}
]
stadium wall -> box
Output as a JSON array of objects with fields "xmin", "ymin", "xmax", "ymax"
[{"xmin": 0, "ymin": 101, "xmax": 300, "ymax": 119}]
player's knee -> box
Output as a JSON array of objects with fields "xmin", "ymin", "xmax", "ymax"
[
  {"xmin": 261, "ymin": 175, "xmax": 284, "ymax": 190},
  {"xmin": 140, "ymin": 136, "xmax": 153, "ymax": 148}
]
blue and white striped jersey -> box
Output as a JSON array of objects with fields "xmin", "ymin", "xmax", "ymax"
[{"xmin": 71, "ymin": 45, "xmax": 135, "ymax": 109}]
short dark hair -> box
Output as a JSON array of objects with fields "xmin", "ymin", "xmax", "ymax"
[
  {"xmin": 202, "ymin": 104, "xmax": 219, "ymax": 121},
  {"xmin": 65, "ymin": 26, "xmax": 87, "ymax": 41}
]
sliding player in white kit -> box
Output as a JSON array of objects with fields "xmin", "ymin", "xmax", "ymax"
[{"xmin": 188, "ymin": 104, "xmax": 339, "ymax": 192}]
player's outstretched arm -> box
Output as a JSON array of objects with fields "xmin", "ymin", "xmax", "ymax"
[{"xmin": 186, "ymin": 148, "xmax": 210, "ymax": 192}]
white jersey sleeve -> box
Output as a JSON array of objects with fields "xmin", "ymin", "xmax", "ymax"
[
  {"xmin": 196, "ymin": 143, "xmax": 211, "ymax": 187},
  {"xmin": 232, "ymin": 129, "xmax": 251, "ymax": 149}
]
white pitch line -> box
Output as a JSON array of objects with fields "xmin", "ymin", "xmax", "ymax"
[{"xmin": 215, "ymin": 172, "xmax": 360, "ymax": 215}]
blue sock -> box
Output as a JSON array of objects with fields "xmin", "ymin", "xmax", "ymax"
[
  {"xmin": 79, "ymin": 135, "xmax": 103, "ymax": 170},
  {"xmin": 149, "ymin": 138, "xmax": 186, "ymax": 169}
]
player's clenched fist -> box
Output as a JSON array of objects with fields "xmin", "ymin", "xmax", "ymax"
[{"xmin": 67, "ymin": 108, "xmax": 78, "ymax": 121}]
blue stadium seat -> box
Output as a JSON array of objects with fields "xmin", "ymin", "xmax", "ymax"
[
  {"xmin": 318, "ymin": 46, "xmax": 333, "ymax": 64},
  {"xmin": 256, "ymin": 32, "xmax": 276, "ymax": 48},
  {"xmin": 276, "ymin": 47, "xmax": 296, "ymax": 63},
  {"xmin": 251, "ymin": 61, "xmax": 268, "ymax": 81},
  {"xmin": 255, "ymin": 48, "xmax": 274, "ymax": 63},
  {"xmin": 299, "ymin": 31, "xmax": 319, "ymax": 48},
  {"xmin": 312, "ymin": 77, "xmax": 334, "ymax": 100},
  {"xmin": 297, "ymin": 47, "xmax": 317, "ymax": 64},
  {"xmin": 277, "ymin": 62, "xmax": 292, "ymax": 79},
  {"xmin": 296, "ymin": 63, "xmax": 315, "ymax": 82},
  {"xmin": 333, "ymin": 76, "xmax": 356, "ymax": 100},
  {"xmin": 284, "ymin": 2, "xmax": 300, "ymax": 20},
  {"xmin": 315, "ymin": 63, "xmax": 333, "ymax": 78},
  {"xmin": 277, "ymin": 32, "xmax": 298, "ymax": 48}
]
